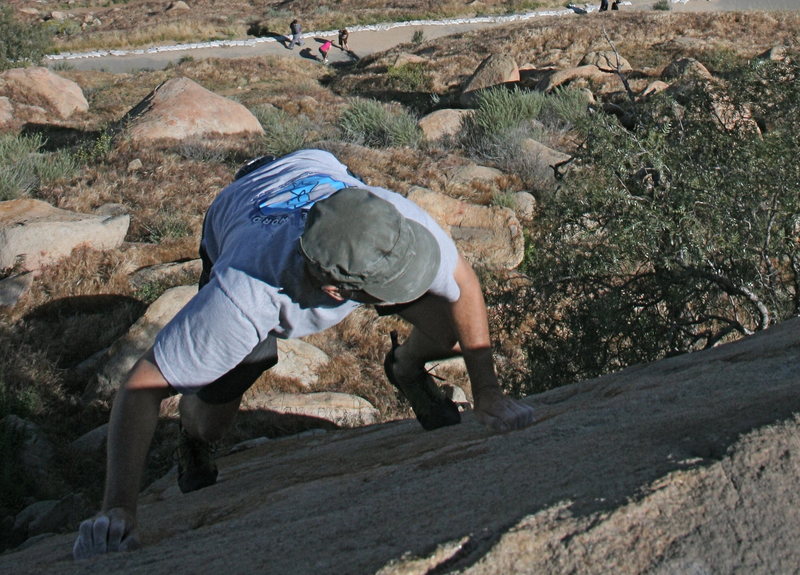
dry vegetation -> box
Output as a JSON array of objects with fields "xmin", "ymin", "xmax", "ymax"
[{"xmin": 2, "ymin": 4, "xmax": 799, "ymax": 539}]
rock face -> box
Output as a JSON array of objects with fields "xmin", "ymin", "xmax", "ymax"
[
  {"xmin": 4, "ymin": 317, "xmax": 800, "ymax": 574},
  {"xmin": 0, "ymin": 67, "xmax": 89, "ymax": 121},
  {"xmin": 122, "ymin": 77, "xmax": 264, "ymax": 143},
  {"xmin": 0, "ymin": 199, "xmax": 129, "ymax": 271}
]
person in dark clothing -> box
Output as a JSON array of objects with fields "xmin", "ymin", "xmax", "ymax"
[{"xmin": 288, "ymin": 19, "xmax": 303, "ymax": 49}]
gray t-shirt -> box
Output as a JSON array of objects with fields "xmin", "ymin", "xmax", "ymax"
[{"xmin": 154, "ymin": 149, "xmax": 460, "ymax": 393}]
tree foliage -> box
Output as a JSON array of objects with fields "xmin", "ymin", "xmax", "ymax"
[{"xmin": 500, "ymin": 55, "xmax": 800, "ymax": 393}]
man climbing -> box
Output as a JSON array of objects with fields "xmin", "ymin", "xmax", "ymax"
[{"xmin": 72, "ymin": 149, "xmax": 536, "ymax": 559}]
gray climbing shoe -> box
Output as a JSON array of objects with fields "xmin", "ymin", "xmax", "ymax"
[{"xmin": 176, "ymin": 425, "xmax": 218, "ymax": 494}]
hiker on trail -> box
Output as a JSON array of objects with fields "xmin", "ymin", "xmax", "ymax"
[
  {"xmin": 338, "ymin": 28, "xmax": 350, "ymax": 51},
  {"xmin": 599, "ymin": 0, "xmax": 609, "ymax": 10},
  {"xmin": 319, "ymin": 39, "xmax": 332, "ymax": 63},
  {"xmin": 288, "ymin": 19, "xmax": 303, "ymax": 49},
  {"xmin": 71, "ymin": 149, "xmax": 536, "ymax": 560}
]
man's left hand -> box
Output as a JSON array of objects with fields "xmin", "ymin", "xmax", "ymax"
[{"xmin": 474, "ymin": 389, "xmax": 536, "ymax": 432}]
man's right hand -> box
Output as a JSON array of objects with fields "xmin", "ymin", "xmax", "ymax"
[{"xmin": 73, "ymin": 507, "xmax": 139, "ymax": 560}]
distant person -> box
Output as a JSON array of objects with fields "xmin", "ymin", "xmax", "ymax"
[
  {"xmin": 611, "ymin": 0, "xmax": 620, "ymax": 9},
  {"xmin": 71, "ymin": 149, "xmax": 536, "ymax": 560},
  {"xmin": 319, "ymin": 39, "xmax": 332, "ymax": 63},
  {"xmin": 599, "ymin": 0, "xmax": 609, "ymax": 10},
  {"xmin": 338, "ymin": 28, "xmax": 350, "ymax": 51},
  {"xmin": 288, "ymin": 19, "xmax": 303, "ymax": 49}
]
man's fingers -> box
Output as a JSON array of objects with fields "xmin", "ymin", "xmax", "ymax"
[
  {"xmin": 73, "ymin": 519, "xmax": 95, "ymax": 560},
  {"xmin": 476, "ymin": 397, "xmax": 535, "ymax": 432},
  {"xmin": 91, "ymin": 515, "xmax": 110, "ymax": 555},
  {"xmin": 107, "ymin": 516, "xmax": 127, "ymax": 551}
]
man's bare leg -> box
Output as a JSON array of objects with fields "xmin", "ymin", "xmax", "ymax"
[
  {"xmin": 390, "ymin": 294, "xmax": 462, "ymax": 381},
  {"xmin": 178, "ymin": 393, "xmax": 242, "ymax": 442}
]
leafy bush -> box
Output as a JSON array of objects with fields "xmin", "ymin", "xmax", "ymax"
[
  {"xmin": 254, "ymin": 106, "xmax": 310, "ymax": 157},
  {"xmin": 339, "ymin": 99, "xmax": 422, "ymax": 148},
  {"xmin": 505, "ymin": 56, "xmax": 800, "ymax": 393},
  {"xmin": 653, "ymin": 0, "xmax": 671, "ymax": 10},
  {"xmin": 387, "ymin": 62, "xmax": 433, "ymax": 93},
  {"xmin": 0, "ymin": 133, "xmax": 76, "ymax": 200},
  {"xmin": 0, "ymin": 6, "xmax": 52, "ymax": 70}
]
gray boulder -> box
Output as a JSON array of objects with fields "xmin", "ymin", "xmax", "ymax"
[
  {"xmin": 460, "ymin": 54, "xmax": 520, "ymax": 107},
  {"xmin": 0, "ymin": 199, "xmax": 129, "ymax": 272}
]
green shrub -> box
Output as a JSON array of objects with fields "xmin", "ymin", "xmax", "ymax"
[
  {"xmin": 0, "ymin": 133, "xmax": 76, "ymax": 200},
  {"xmin": 254, "ymin": 106, "xmax": 310, "ymax": 157},
  {"xmin": 74, "ymin": 130, "xmax": 114, "ymax": 164},
  {"xmin": 653, "ymin": 0, "xmax": 671, "ymax": 10},
  {"xmin": 143, "ymin": 211, "xmax": 192, "ymax": 244},
  {"xmin": 0, "ymin": 6, "xmax": 53, "ymax": 70},
  {"xmin": 460, "ymin": 86, "xmax": 587, "ymax": 185},
  {"xmin": 339, "ymin": 99, "xmax": 422, "ymax": 148},
  {"xmin": 387, "ymin": 61, "xmax": 433, "ymax": 93}
]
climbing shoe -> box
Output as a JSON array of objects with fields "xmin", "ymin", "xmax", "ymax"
[
  {"xmin": 176, "ymin": 424, "xmax": 218, "ymax": 494},
  {"xmin": 383, "ymin": 331, "xmax": 461, "ymax": 431}
]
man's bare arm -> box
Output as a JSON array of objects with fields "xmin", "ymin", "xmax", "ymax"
[
  {"xmin": 73, "ymin": 348, "xmax": 171, "ymax": 559},
  {"xmin": 450, "ymin": 255, "xmax": 536, "ymax": 432}
]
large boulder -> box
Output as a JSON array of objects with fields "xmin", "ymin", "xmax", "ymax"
[
  {"xmin": 408, "ymin": 187, "xmax": 524, "ymax": 270},
  {"xmin": 460, "ymin": 54, "xmax": 520, "ymax": 107},
  {"xmin": 0, "ymin": 199, "xmax": 129, "ymax": 272},
  {"xmin": 579, "ymin": 50, "xmax": 632, "ymax": 72},
  {"xmin": 417, "ymin": 109, "xmax": 472, "ymax": 142},
  {"xmin": 0, "ymin": 67, "xmax": 89, "ymax": 121},
  {"xmin": 661, "ymin": 57, "xmax": 713, "ymax": 81},
  {"xmin": 269, "ymin": 339, "xmax": 330, "ymax": 388},
  {"xmin": 121, "ymin": 77, "xmax": 264, "ymax": 143},
  {"xmin": 518, "ymin": 137, "xmax": 572, "ymax": 195},
  {"xmin": 244, "ymin": 392, "xmax": 380, "ymax": 428},
  {"xmin": 535, "ymin": 65, "xmax": 614, "ymax": 93},
  {"xmin": 88, "ymin": 284, "xmax": 197, "ymax": 402}
]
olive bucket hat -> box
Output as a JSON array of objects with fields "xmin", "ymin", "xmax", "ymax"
[{"xmin": 300, "ymin": 188, "xmax": 440, "ymax": 304}]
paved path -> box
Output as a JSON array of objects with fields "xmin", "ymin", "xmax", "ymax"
[{"xmin": 47, "ymin": 0, "xmax": 798, "ymax": 73}]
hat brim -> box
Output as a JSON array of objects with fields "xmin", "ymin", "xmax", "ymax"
[{"xmin": 361, "ymin": 219, "xmax": 440, "ymax": 305}]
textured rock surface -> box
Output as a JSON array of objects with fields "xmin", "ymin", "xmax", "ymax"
[{"xmin": 4, "ymin": 317, "xmax": 799, "ymax": 574}]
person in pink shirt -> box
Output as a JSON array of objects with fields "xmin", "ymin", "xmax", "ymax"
[{"xmin": 319, "ymin": 40, "xmax": 332, "ymax": 63}]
